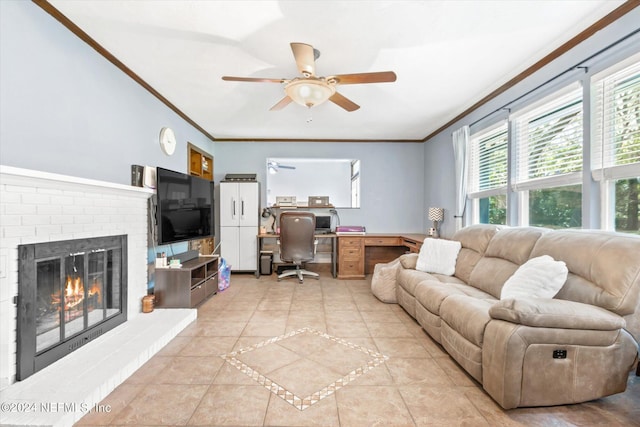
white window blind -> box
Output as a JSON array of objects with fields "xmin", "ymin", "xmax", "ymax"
[
  {"xmin": 468, "ymin": 123, "xmax": 508, "ymax": 197},
  {"xmin": 513, "ymin": 86, "xmax": 583, "ymax": 191},
  {"xmin": 592, "ymin": 58, "xmax": 640, "ymax": 181}
]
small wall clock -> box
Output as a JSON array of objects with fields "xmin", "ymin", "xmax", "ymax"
[{"xmin": 159, "ymin": 127, "xmax": 176, "ymax": 156}]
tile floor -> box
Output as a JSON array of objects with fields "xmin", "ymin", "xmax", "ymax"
[{"xmin": 75, "ymin": 273, "xmax": 640, "ymax": 426}]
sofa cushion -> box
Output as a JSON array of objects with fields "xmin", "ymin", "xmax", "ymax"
[
  {"xmin": 469, "ymin": 227, "xmax": 547, "ymax": 298},
  {"xmin": 397, "ymin": 269, "xmax": 437, "ymax": 297},
  {"xmin": 416, "ymin": 238, "xmax": 462, "ymax": 275},
  {"xmin": 489, "ymin": 298, "xmax": 626, "ymax": 330},
  {"xmin": 501, "ymin": 255, "xmax": 568, "ymax": 300},
  {"xmin": 452, "ymin": 224, "xmax": 502, "ymax": 283},
  {"xmin": 415, "ymin": 281, "xmax": 492, "ymax": 317},
  {"xmin": 440, "ymin": 295, "xmax": 495, "ymax": 347},
  {"xmin": 415, "ymin": 281, "xmax": 466, "ymax": 315},
  {"xmin": 485, "ymin": 227, "xmax": 549, "ymax": 265},
  {"xmin": 530, "ymin": 230, "xmax": 640, "ymax": 316}
]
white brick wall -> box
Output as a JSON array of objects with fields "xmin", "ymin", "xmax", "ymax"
[{"xmin": 0, "ymin": 166, "xmax": 153, "ymax": 389}]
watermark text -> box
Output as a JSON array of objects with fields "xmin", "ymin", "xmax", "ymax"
[{"xmin": 1, "ymin": 401, "xmax": 111, "ymax": 413}]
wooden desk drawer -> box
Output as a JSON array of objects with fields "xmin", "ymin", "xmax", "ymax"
[
  {"xmin": 341, "ymin": 261, "xmax": 361, "ymax": 273},
  {"xmin": 338, "ymin": 259, "xmax": 365, "ymax": 278},
  {"xmin": 339, "ymin": 237, "xmax": 363, "ymax": 248},
  {"xmin": 364, "ymin": 236, "xmax": 402, "ymax": 246},
  {"xmin": 341, "ymin": 248, "xmax": 362, "ymax": 260}
]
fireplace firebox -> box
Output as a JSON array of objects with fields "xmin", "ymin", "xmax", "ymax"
[{"xmin": 17, "ymin": 235, "xmax": 127, "ymax": 380}]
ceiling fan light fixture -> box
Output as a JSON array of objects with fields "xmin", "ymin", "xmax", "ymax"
[{"xmin": 285, "ymin": 78, "xmax": 335, "ymax": 108}]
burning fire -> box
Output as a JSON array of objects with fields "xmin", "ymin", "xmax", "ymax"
[
  {"xmin": 51, "ymin": 276, "xmax": 101, "ymax": 312},
  {"xmin": 65, "ymin": 276, "xmax": 84, "ymax": 309},
  {"xmin": 89, "ymin": 279, "xmax": 102, "ymax": 304}
]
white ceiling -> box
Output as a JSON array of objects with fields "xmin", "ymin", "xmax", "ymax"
[{"xmin": 47, "ymin": 0, "xmax": 625, "ymax": 141}]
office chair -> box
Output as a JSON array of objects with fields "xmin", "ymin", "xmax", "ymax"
[{"xmin": 277, "ymin": 211, "xmax": 319, "ymax": 283}]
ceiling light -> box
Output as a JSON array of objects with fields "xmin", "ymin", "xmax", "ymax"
[{"xmin": 284, "ymin": 78, "xmax": 335, "ymax": 108}]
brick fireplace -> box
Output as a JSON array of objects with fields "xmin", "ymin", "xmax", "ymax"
[
  {"xmin": 0, "ymin": 166, "xmax": 197, "ymax": 426},
  {"xmin": 17, "ymin": 235, "xmax": 128, "ymax": 380},
  {"xmin": 0, "ymin": 166, "xmax": 151, "ymax": 388}
]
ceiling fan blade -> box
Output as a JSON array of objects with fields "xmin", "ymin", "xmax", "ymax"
[
  {"xmin": 329, "ymin": 71, "xmax": 397, "ymax": 85},
  {"xmin": 329, "ymin": 92, "xmax": 360, "ymax": 112},
  {"xmin": 222, "ymin": 76, "xmax": 285, "ymax": 83},
  {"xmin": 290, "ymin": 42, "xmax": 316, "ymax": 77},
  {"xmin": 269, "ymin": 96, "xmax": 293, "ymax": 111}
]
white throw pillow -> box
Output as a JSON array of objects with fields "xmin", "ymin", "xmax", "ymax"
[
  {"xmin": 500, "ymin": 255, "xmax": 568, "ymax": 300},
  {"xmin": 416, "ymin": 238, "xmax": 462, "ymax": 276}
]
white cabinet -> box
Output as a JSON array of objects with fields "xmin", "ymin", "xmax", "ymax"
[
  {"xmin": 220, "ymin": 182, "xmax": 259, "ymax": 227},
  {"xmin": 219, "ymin": 226, "xmax": 240, "ymax": 269},
  {"xmin": 220, "ymin": 182, "xmax": 259, "ymax": 272}
]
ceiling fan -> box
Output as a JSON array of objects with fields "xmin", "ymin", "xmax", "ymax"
[
  {"xmin": 267, "ymin": 160, "xmax": 296, "ymax": 174},
  {"xmin": 222, "ymin": 42, "xmax": 397, "ymax": 112}
]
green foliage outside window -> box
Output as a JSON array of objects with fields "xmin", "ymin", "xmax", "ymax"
[
  {"xmin": 611, "ymin": 73, "xmax": 640, "ymax": 234},
  {"xmin": 529, "ymin": 185, "xmax": 582, "ymax": 229},
  {"xmin": 616, "ymin": 178, "xmax": 640, "ymax": 233},
  {"xmin": 473, "ymin": 64, "xmax": 639, "ymax": 232},
  {"xmin": 479, "ymin": 196, "xmax": 506, "ymax": 225}
]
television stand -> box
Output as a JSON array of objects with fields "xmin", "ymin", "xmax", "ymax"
[{"xmin": 154, "ymin": 255, "xmax": 219, "ymax": 308}]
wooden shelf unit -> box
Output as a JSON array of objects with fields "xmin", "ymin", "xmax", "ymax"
[
  {"xmin": 188, "ymin": 143, "xmax": 213, "ymax": 180},
  {"xmin": 154, "ymin": 256, "xmax": 219, "ymax": 308},
  {"xmin": 187, "ymin": 143, "xmax": 215, "ymax": 255}
]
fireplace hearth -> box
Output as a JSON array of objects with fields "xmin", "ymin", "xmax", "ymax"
[{"xmin": 17, "ymin": 235, "xmax": 127, "ymax": 380}]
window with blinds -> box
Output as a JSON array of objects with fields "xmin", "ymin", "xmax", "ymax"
[
  {"xmin": 513, "ymin": 86, "xmax": 583, "ymax": 191},
  {"xmin": 592, "ymin": 58, "xmax": 640, "ymax": 181},
  {"xmin": 468, "ymin": 123, "xmax": 508, "ymax": 195}
]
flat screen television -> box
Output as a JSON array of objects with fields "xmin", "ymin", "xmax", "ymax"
[{"xmin": 156, "ymin": 167, "xmax": 215, "ymax": 245}]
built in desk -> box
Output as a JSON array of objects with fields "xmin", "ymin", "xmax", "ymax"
[
  {"xmin": 257, "ymin": 233, "xmax": 337, "ymax": 278},
  {"xmin": 337, "ymin": 233, "xmax": 426, "ymax": 279},
  {"xmin": 257, "ymin": 232, "xmax": 426, "ymax": 280}
]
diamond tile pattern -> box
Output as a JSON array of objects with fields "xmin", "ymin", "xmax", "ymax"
[{"xmin": 221, "ymin": 327, "xmax": 388, "ymax": 410}]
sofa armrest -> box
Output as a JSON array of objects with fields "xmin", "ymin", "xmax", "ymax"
[
  {"xmin": 399, "ymin": 253, "xmax": 418, "ymax": 269},
  {"xmin": 489, "ymin": 298, "xmax": 625, "ymax": 331}
]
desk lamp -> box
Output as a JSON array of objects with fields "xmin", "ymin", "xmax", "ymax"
[
  {"xmin": 261, "ymin": 207, "xmax": 276, "ymax": 233},
  {"xmin": 428, "ymin": 207, "xmax": 444, "ymax": 238}
]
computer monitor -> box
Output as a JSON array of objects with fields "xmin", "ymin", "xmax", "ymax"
[{"xmin": 315, "ymin": 215, "xmax": 331, "ymax": 233}]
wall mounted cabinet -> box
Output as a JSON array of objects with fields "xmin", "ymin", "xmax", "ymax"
[{"xmin": 188, "ymin": 143, "xmax": 213, "ymax": 180}]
